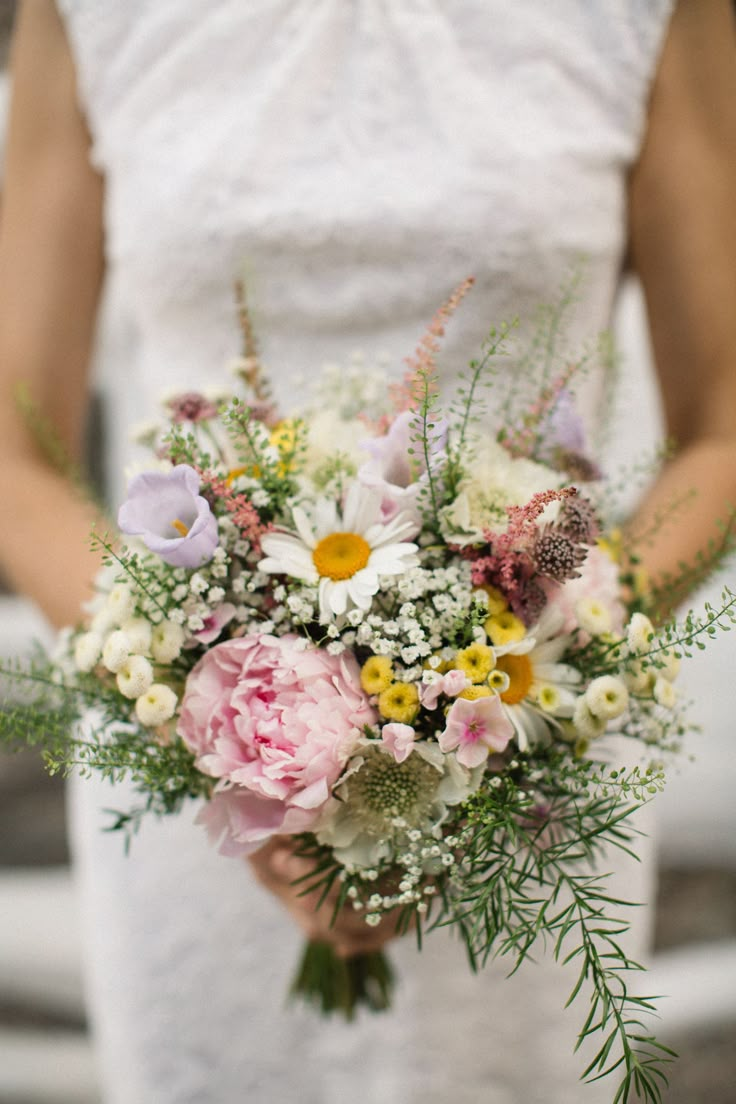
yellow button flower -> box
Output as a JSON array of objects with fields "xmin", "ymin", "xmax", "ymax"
[
  {"xmin": 486, "ymin": 610, "xmax": 526, "ymax": 647},
  {"xmin": 360, "ymin": 655, "xmax": 394, "ymax": 695},
  {"xmin": 453, "ymin": 642, "xmax": 496, "ymax": 684},
  {"xmin": 458, "ymin": 684, "xmax": 493, "ymax": 701},
  {"xmin": 378, "ymin": 682, "xmax": 420, "ymax": 724}
]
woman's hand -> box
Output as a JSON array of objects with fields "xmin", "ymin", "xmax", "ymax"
[{"xmin": 248, "ymin": 837, "xmax": 401, "ymax": 958}]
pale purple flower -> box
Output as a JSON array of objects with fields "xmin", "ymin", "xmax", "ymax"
[
  {"xmin": 359, "ymin": 411, "xmax": 447, "ymax": 523},
  {"xmin": 380, "ymin": 722, "xmax": 416, "ymax": 763},
  {"xmin": 439, "ymin": 695, "xmax": 514, "ymax": 768},
  {"xmin": 118, "ymin": 464, "xmax": 219, "ymax": 568}
]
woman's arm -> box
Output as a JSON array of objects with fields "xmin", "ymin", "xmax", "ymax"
[
  {"xmin": 0, "ymin": 0, "xmax": 105, "ymax": 627},
  {"xmin": 626, "ymin": 0, "xmax": 736, "ymax": 604}
]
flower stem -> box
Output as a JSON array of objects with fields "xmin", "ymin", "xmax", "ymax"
[{"xmin": 289, "ymin": 940, "xmax": 395, "ymax": 1021}]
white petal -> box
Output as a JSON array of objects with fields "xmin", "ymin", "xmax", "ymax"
[
  {"xmin": 328, "ymin": 580, "xmax": 349, "ymax": 616},
  {"xmin": 366, "ymin": 544, "xmax": 414, "ymax": 575},
  {"xmin": 343, "ymin": 482, "xmax": 380, "ymax": 533},
  {"xmin": 292, "ymin": 507, "xmax": 317, "ymax": 548},
  {"xmin": 313, "ymin": 497, "xmax": 340, "ymax": 538},
  {"xmin": 534, "ymin": 662, "xmax": 582, "ymax": 686},
  {"xmin": 259, "ymin": 537, "xmax": 318, "ymax": 582}
]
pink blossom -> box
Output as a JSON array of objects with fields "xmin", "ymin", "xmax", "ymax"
[
  {"xmin": 190, "ymin": 603, "xmax": 237, "ymax": 645},
  {"xmin": 166, "ymin": 391, "xmax": 219, "ymax": 423},
  {"xmin": 420, "ymin": 669, "xmax": 471, "ymax": 710},
  {"xmin": 543, "ymin": 545, "xmax": 625, "ymax": 639},
  {"xmin": 177, "ymin": 634, "xmax": 376, "ymax": 855},
  {"xmin": 359, "ymin": 410, "xmax": 447, "ymax": 524},
  {"xmin": 439, "ymin": 695, "xmax": 514, "ymax": 768},
  {"xmin": 380, "ymin": 722, "xmax": 416, "ymax": 763}
]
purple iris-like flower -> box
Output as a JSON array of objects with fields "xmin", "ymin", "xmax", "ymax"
[
  {"xmin": 118, "ymin": 465, "xmax": 219, "ymax": 568},
  {"xmin": 359, "ymin": 410, "xmax": 448, "ymax": 523}
]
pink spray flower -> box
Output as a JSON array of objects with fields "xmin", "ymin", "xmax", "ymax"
[
  {"xmin": 439, "ymin": 695, "xmax": 514, "ymax": 769},
  {"xmin": 189, "ymin": 603, "xmax": 237, "ymax": 645},
  {"xmin": 380, "ymin": 722, "xmax": 417, "ymax": 763},
  {"xmin": 177, "ymin": 634, "xmax": 377, "ymax": 856},
  {"xmin": 420, "ymin": 668, "xmax": 471, "ymax": 710}
]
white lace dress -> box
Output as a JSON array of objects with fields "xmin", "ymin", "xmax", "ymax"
[{"xmin": 58, "ymin": 3, "xmax": 673, "ymax": 1101}]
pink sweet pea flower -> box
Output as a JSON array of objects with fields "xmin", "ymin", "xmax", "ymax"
[
  {"xmin": 118, "ymin": 464, "xmax": 219, "ymax": 568},
  {"xmin": 177, "ymin": 634, "xmax": 376, "ymax": 855},
  {"xmin": 380, "ymin": 722, "xmax": 416, "ymax": 763},
  {"xmin": 439, "ymin": 695, "xmax": 514, "ymax": 768}
]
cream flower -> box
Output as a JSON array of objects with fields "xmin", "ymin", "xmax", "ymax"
[
  {"xmin": 440, "ymin": 437, "xmax": 563, "ymax": 546},
  {"xmin": 626, "ymin": 612, "xmax": 655, "ymax": 655},
  {"xmin": 584, "ymin": 675, "xmax": 629, "ymax": 721},
  {"xmin": 258, "ymin": 482, "xmax": 419, "ymax": 620},
  {"xmin": 116, "ymin": 655, "xmax": 154, "ymax": 700},
  {"xmin": 74, "ymin": 631, "xmax": 103, "ymax": 673},
  {"xmin": 135, "ymin": 683, "xmax": 178, "ymax": 727}
]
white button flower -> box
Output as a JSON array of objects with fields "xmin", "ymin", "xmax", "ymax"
[
  {"xmin": 258, "ymin": 482, "xmax": 420, "ymax": 620},
  {"xmin": 135, "ymin": 684, "xmax": 178, "ymax": 727}
]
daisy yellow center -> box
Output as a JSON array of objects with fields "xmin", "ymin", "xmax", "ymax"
[
  {"xmin": 497, "ymin": 654, "xmax": 534, "ymax": 705},
  {"xmin": 312, "ymin": 532, "xmax": 371, "ymax": 581},
  {"xmin": 170, "ymin": 518, "xmax": 190, "ymax": 538}
]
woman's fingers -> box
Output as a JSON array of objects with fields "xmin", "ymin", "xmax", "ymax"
[{"xmin": 247, "ymin": 839, "xmax": 400, "ymax": 955}]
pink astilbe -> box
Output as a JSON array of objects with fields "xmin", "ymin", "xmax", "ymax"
[
  {"xmin": 388, "ymin": 277, "xmax": 476, "ymax": 417},
  {"xmin": 470, "ymin": 487, "xmax": 578, "ymax": 621},
  {"xmin": 199, "ymin": 469, "xmax": 272, "ymax": 551}
]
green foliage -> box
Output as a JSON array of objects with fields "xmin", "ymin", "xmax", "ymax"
[{"xmin": 0, "ymin": 653, "xmax": 207, "ymax": 846}]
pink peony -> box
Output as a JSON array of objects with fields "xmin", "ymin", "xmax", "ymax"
[{"xmin": 177, "ymin": 634, "xmax": 377, "ymax": 856}]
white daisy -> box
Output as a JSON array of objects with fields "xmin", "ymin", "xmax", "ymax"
[
  {"xmin": 258, "ymin": 482, "xmax": 420, "ymax": 620},
  {"xmin": 493, "ymin": 605, "xmax": 582, "ymax": 751}
]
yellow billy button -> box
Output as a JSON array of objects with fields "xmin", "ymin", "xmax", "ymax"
[
  {"xmin": 312, "ymin": 532, "xmax": 371, "ymax": 581},
  {"xmin": 378, "ymin": 682, "xmax": 420, "ymax": 724},
  {"xmin": 486, "ymin": 610, "xmax": 526, "ymax": 647},
  {"xmin": 360, "ymin": 656, "xmax": 394, "ymax": 695},
  {"xmin": 496, "ymin": 653, "xmax": 533, "ymax": 705},
  {"xmin": 454, "ymin": 642, "xmax": 496, "ymax": 684},
  {"xmin": 458, "ymin": 684, "xmax": 493, "ymax": 701}
]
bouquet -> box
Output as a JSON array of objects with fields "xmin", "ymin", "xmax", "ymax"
[{"xmin": 3, "ymin": 279, "xmax": 734, "ymax": 1103}]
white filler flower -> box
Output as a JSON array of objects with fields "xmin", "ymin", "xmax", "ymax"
[{"xmin": 259, "ymin": 482, "xmax": 419, "ymax": 619}]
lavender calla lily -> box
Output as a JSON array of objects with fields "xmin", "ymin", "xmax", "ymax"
[
  {"xmin": 358, "ymin": 410, "xmax": 447, "ymax": 523},
  {"xmin": 118, "ymin": 464, "xmax": 219, "ymax": 568}
]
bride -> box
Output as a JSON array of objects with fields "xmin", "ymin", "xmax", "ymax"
[{"xmin": 1, "ymin": 2, "xmax": 735, "ymax": 1101}]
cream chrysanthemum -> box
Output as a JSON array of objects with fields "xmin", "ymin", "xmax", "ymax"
[{"xmin": 258, "ymin": 482, "xmax": 419, "ymax": 620}]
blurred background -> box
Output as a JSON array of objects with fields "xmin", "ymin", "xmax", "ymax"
[{"xmin": 1, "ymin": 1, "xmax": 735, "ymax": 1101}]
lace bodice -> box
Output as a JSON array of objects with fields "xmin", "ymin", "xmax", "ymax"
[
  {"xmin": 60, "ymin": 0, "xmax": 671, "ymax": 496},
  {"xmin": 57, "ymin": 3, "xmax": 673, "ymax": 1102}
]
